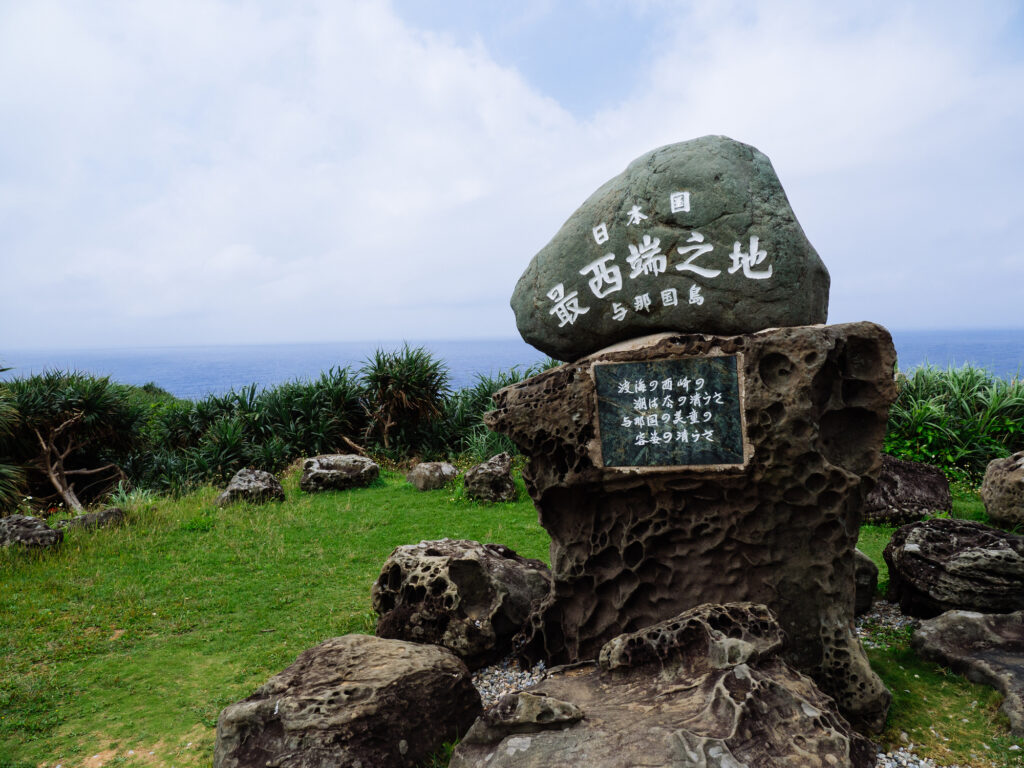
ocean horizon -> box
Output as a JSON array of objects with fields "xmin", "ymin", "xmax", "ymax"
[{"xmin": 2, "ymin": 329, "xmax": 1022, "ymax": 400}]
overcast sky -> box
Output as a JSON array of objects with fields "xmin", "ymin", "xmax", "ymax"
[{"xmin": 2, "ymin": 0, "xmax": 1022, "ymax": 350}]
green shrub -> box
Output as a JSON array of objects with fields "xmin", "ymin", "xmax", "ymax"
[
  {"xmin": 885, "ymin": 364, "xmax": 1024, "ymax": 483},
  {"xmin": 2, "ymin": 371, "xmax": 146, "ymax": 512},
  {"xmin": 360, "ymin": 345, "xmax": 450, "ymax": 454}
]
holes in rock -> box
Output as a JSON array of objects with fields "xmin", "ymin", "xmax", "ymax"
[
  {"xmin": 623, "ymin": 541, "xmax": 644, "ymax": 569},
  {"xmin": 403, "ymin": 584, "xmax": 427, "ymax": 603},
  {"xmin": 429, "ymin": 578, "xmax": 447, "ymax": 595},
  {"xmin": 449, "ymin": 559, "xmax": 495, "ymax": 617},
  {"xmin": 758, "ymin": 352, "xmax": 796, "ymax": 392},
  {"xmin": 840, "ymin": 336, "xmax": 886, "ymax": 379},
  {"xmin": 818, "ymin": 407, "xmax": 885, "ymax": 475},
  {"xmin": 841, "ymin": 379, "xmax": 881, "ymax": 407},
  {"xmin": 805, "ymin": 473, "xmax": 827, "ymax": 493},
  {"xmin": 387, "ymin": 564, "xmax": 403, "ymax": 591}
]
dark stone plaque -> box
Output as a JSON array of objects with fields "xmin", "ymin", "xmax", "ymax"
[{"xmin": 593, "ymin": 355, "xmax": 745, "ymax": 468}]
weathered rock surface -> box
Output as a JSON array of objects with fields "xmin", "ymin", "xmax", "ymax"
[
  {"xmin": 464, "ymin": 453, "xmax": 517, "ymax": 502},
  {"xmin": 0, "ymin": 514, "xmax": 63, "ymax": 548},
  {"xmin": 863, "ymin": 454, "xmax": 951, "ymax": 526},
  {"xmin": 884, "ymin": 518, "xmax": 1024, "ymax": 618},
  {"xmin": 855, "ymin": 548, "xmax": 878, "ymax": 617},
  {"xmin": 214, "ymin": 634, "xmax": 481, "ymax": 768},
  {"xmin": 451, "ymin": 603, "xmax": 875, "ymax": 768},
  {"xmin": 373, "ymin": 539, "xmax": 551, "ymax": 669},
  {"xmin": 56, "ymin": 506, "xmax": 125, "ymax": 530},
  {"xmin": 216, "ymin": 469, "xmax": 285, "ymax": 507},
  {"xmin": 912, "ymin": 610, "xmax": 1024, "ymax": 736},
  {"xmin": 485, "ymin": 322, "xmax": 896, "ymax": 731},
  {"xmin": 299, "ymin": 454, "xmax": 379, "ymax": 493},
  {"xmin": 512, "ymin": 135, "xmax": 830, "ymax": 361},
  {"xmin": 406, "ymin": 461, "xmax": 458, "ymax": 491},
  {"xmin": 981, "ymin": 451, "xmax": 1024, "ymax": 529}
]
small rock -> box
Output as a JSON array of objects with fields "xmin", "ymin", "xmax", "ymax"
[
  {"xmin": 464, "ymin": 453, "xmax": 516, "ymax": 503},
  {"xmin": 216, "ymin": 469, "xmax": 285, "ymax": 507},
  {"xmin": 56, "ymin": 506, "xmax": 126, "ymax": 530},
  {"xmin": 981, "ymin": 450, "xmax": 1024, "ymax": 529},
  {"xmin": 299, "ymin": 454, "xmax": 379, "ymax": 493},
  {"xmin": 0, "ymin": 514, "xmax": 63, "ymax": 549},
  {"xmin": 406, "ymin": 461, "xmax": 459, "ymax": 491}
]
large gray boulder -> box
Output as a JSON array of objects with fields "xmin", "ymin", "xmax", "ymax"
[
  {"xmin": 863, "ymin": 454, "xmax": 952, "ymax": 526},
  {"xmin": 406, "ymin": 461, "xmax": 458, "ymax": 491},
  {"xmin": 981, "ymin": 451, "xmax": 1024, "ymax": 529},
  {"xmin": 216, "ymin": 469, "xmax": 285, "ymax": 507},
  {"xmin": 0, "ymin": 514, "xmax": 63, "ymax": 549},
  {"xmin": 299, "ymin": 454, "xmax": 379, "ymax": 493},
  {"xmin": 214, "ymin": 634, "xmax": 481, "ymax": 768},
  {"xmin": 512, "ymin": 135, "xmax": 830, "ymax": 361},
  {"xmin": 912, "ymin": 610, "xmax": 1024, "ymax": 736},
  {"xmin": 464, "ymin": 453, "xmax": 517, "ymax": 502},
  {"xmin": 451, "ymin": 603, "xmax": 874, "ymax": 768},
  {"xmin": 884, "ymin": 518, "xmax": 1024, "ymax": 618},
  {"xmin": 373, "ymin": 539, "xmax": 550, "ymax": 669}
]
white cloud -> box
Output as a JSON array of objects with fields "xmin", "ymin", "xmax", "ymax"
[{"xmin": 1, "ymin": 0, "xmax": 1022, "ymax": 349}]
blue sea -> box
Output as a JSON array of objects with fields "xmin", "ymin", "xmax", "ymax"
[{"xmin": 1, "ymin": 330, "xmax": 1021, "ymax": 401}]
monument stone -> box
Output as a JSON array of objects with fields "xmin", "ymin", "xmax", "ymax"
[{"xmin": 488, "ymin": 135, "xmax": 895, "ymax": 732}]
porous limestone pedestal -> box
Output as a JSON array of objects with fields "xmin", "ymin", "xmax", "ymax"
[{"xmin": 485, "ymin": 321, "xmax": 895, "ymax": 731}]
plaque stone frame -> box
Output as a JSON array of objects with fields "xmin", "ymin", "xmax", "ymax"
[{"xmin": 589, "ymin": 352, "xmax": 750, "ymax": 473}]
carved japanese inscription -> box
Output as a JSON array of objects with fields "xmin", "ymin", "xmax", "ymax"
[{"xmin": 593, "ymin": 355, "xmax": 745, "ymax": 468}]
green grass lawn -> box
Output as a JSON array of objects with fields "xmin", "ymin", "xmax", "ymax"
[
  {"xmin": 1, "ymin": 469, "xmax": 547, "ymax": 768},
  {"xmin": 2, "ymin": 473, "xmax": 1021, "ymax": 767}
]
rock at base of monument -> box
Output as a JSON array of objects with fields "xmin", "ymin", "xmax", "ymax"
[
  {"xmin": 299, "ymin": 454, "xmax": 379, "ymax": 493},
  {"xmin": 855, "ymin": 548, "xmax": 879, "ymax": 617},
  {"xmin": 372, "ymin": 539, "xmax": 550, "ymax": 669},
  {"xmin": 216, "ymin": 468, "xmax": 286, "ymax": 507},
  {"xmin": 884, "ymin": 518, "xmax": 1024, "ymax": 618},
  {"xmin": 213, "ymin": 634, "xmax": 481, "ymax": 768},
  {"xmin": 406, "ymin": 461, "xmax": 459, "ymax": 491},
  {"xmin": 862, "ymin": 454, "xmax": 952, "ymax": 526},
  {"xmin": 452, "ymin": 603, "xmax": 875, "ymax": 768},
  {"xmin": 487, "ymin": 322, "xmax": 895, "ymax": 732},
  {"xmin": 464, "ymin": 453, "xmax": 517, "ymax": 502},
  {"xmin": 511, "ymin": 135, "xmax": 830, "ymax": 362},
  {"xmin": 0, "ymin": 514, "xmax": 63, "ymax": 549},
  {"xmin": 56, "ymin": 506, "xmax": 126, "ymax": 530},
  {"xmin": 912, "ymin": 610, "xmax": 1024, "ymax": 737},
  {"xmin": 981, "ymin": 451, "xmax": 1024, "ymax": 529}
]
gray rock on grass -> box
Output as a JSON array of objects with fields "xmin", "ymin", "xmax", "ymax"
[
  {"xmin": 884, "ymin": 518, "xmax": 1024, "ymax": 618},
  {"xmin": 214, "ymin": 634, "xmax": 481, "ymax": 768},
  {"xmin": 464, "ymin": 453, "xmax": 516, "ymax": 502},
  {"xmin": 299, "ymin": 454, "xmax": 379, "ymax": 493},
  {"xmin": 0, "ymin": 514, "xmax": 63, "ymax": 549},
  {"xmin": 56, "ymin": 506, "xmax": 126, "ymax": 530},
  {"xmin": 981, "ymin": 451, "xmax": 1024, "ymax": 529},
  {"xmin": 216, "ymin": 469, "xmax": 285, "ymax": 507},
  {"xmin": 863, "ymin": 454, "xmax": 952, "ymax": 526},
  {"xmin": 373, "ymin": 538, "xmax": 551, "ymax": 669},
  {"xmin": 406, "ymin": 461, "xmax": 458, "ymax": 491},
  {"xmin": 512, "ymin": 135, "xmax": 830, "ymax": 361},
  {"xmin": 912, "ymin": 609, "xmax": 1024, "ymax": 736}
]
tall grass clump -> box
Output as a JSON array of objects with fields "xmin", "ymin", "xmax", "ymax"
[
  {"xmin": 139, "ymin": 367, "xmax": 367, "ymax": 493},
  {"xmin": 360, "ymin": 344, "xmax": 450, "ymax": 455},
  {"xmin": 885, "ymin": 364, "xmax": 1024, "ymax": 483}
]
